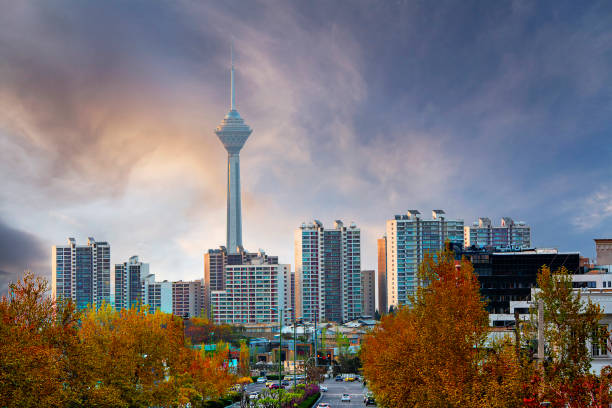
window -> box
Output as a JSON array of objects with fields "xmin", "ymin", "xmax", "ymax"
[{"xmin": 592, "ymin": 326, "xmax": 608, "ymax": 357}]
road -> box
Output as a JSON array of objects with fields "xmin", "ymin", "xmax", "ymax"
[{"xmin": 318, "ymin": 377, "xmax": 369, "ymax": 408}]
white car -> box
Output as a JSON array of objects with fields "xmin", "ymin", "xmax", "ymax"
[
  {"xmin": 317, "ymin": 403, "xmax": 330, "ymax": 408},
  {"xmin": 341, "ymin": 393, "xmax": 351, "ymax": 402},
  {"xmin": 249, "ymin": 392, "xmax": 258, "ymax": 400},
  {"xmin": 320, "ymin": 385, "xmax": 328, "ymax": 392},
  {"xmin": 256, "ymin": 377, "xmax": 266, "ymax": 384}
]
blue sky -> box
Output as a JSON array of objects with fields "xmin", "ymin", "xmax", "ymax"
[{"xmin": 0, "ymin": 0, "xmax": 610, "ymax": 288}]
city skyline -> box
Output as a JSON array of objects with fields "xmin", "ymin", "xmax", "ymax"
[{"xmin": 1, "ymin": 1, "xmax": 611, "ymax": 290}]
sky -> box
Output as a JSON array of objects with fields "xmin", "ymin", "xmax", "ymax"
[{"xmin": 1, "ymin": 0, "xmax": 611, "ymax": 291}]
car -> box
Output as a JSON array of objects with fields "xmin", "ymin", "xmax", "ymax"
[
  {"xmin": 281, "ymin": 380, "xmax": 290, "ymax": 386},
  {"xmin": 364, "ymin": 392, "xmax": 376, "ymax": 405},
  {"xmin": 341, "ymin": 393, "xmax": 351, "ymax": 402},
  {"xmin": 320, "ymin": 385, "xmax": 328, "ymax": 392},
  {"xmin": 269, "ymin": 383, "xmax": 281, "ymax": 389},
  {"xmin": 256, "ymin": 377, "xmax": 267, "ymax": 384},
  {"xmin": 249, "ymin": 392, "xmax": 258, "ymax": 400},
  {"xmin": 317, "ymin": 404, "xmax": 330, "ymax": 408},
  {"xmin": 283, "ymin": 375, "xmax": 292, "ymax": 381},
  {"xmin": 265, "ymin": 381, "xmax": 274, "ymax": 387},
  {"xmin": 344, "ymin": 376, "xmax": 355, "ymax": 382},
  {"xmin": 335, "ymin": 375, "xmax": 343, "ymax": 382}
]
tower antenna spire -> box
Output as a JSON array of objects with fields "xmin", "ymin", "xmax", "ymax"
[{"xmin": 230, "ymin": 40, "xmax": 236, "ymax": 110}]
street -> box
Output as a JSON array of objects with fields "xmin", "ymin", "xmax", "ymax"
[{"xmin": 318, "ymin": 377, "xmax": 369, "ymax": 408}]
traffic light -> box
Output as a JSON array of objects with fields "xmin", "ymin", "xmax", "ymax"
[{"xmin": 326, "ymin": 352, "xmax": 332, "ymax": 363}]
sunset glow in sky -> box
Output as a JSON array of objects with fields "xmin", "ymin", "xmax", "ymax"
[{"xmin": 1, "ymin": 0, "xmax": 611, "ymax": 289}]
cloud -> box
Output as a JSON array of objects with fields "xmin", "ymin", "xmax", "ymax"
[
  {"xmin": 0, "ymin": 219, "xmax": 47, "ymax": 294},
  {"xmin": 571, "ymin": 186, "xmax": 612, "ymax": 231},
  {"xmin": 0, "ymin": 0, "xmax": 610, "ymax": 282}
]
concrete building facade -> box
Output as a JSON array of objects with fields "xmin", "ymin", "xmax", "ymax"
[
  {"xmin": 52, "ymin": 237, "xmax": 111, "ymax": 310},
  {"xmin": 596, "ymin": 239, "xmax": 612, "ymax": 266},
  {"xmin": 295, "ymin": 220, "xmax": 361, "ymax": 324},
  {"xmin": 386, "ymin": 210, "xmax": 464, "ymax": 307},
  {"xmin": 114, "ymin": 255, "xmax": 149, "ymax": 310},
  {"xmin": 464, "ymin": 217, "xmax": 531, "ymax": 249},
  {"xmin": 361, "ymin": 270, "xmax": 376, "ymax": 317},
  {"xmin": 172, "ymin": 280, "xmax": 204, "ymax": 318},
  {"xmin": 377, "ymin": 236, "xmax": 387, "ymax": 314},
  {"xmin": 211, "ymin": 252, "xmax": 292, "ymax": 326}
]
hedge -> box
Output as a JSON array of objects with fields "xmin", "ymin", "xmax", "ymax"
[{"xmin": 296, "ymin": 392, "xmax": 320, "ymax": 408}]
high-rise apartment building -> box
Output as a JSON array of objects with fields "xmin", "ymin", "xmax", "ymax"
[
  {"xmin": 172, "ymin": 280, "xmax": 204, "ymax": 318},
  {"xmin": 295, "ymin": 220, "xmax": 361, "ymax": 323},
  {"xmin": 595, "ymin": 239, "xmax": 612, "ymax": 265},
  {"xmin": 143, "ymin": 278, "xmax": 173, "ymax": 314},
  {"xmin": 386, "ymin": 210, "xmax": 463, "ymax": 307},
  {"xmin": 377, "ymin": 236, "xmax": 387, "ymax": 314},
  {"xmin": 52, "ymin": 237, "xmax": 111, "ymax": 310},
  {"xmin": 361, "ymin": 270, "xmax": 375, "ymax": 317},
  {"xmin": 464, "ymin": 217, "xmax": 531, "ymax": 249},
  {"xmin": 114, "ymin": 255, "xmax": 149, "ymax": 310},
  {"xmin": 211, "ymin": 251, "xmax": 292, "ymax": 325}
]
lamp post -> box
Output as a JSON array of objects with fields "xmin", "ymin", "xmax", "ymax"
[
  {"xmin": 293, "ymin": 317, "xmax": 302, "ymax": 389},
  {"xmin": 271, "ymin": 306, "xmax": 292, "ymax": 408}
]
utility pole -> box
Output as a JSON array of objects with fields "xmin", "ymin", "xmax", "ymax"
[
  {"xmin": 537, "ymin": 300, "xmax": 544, "ymax": 364},
  {"xmin": 278, "ymin": 308, "xmax": 283, "ymax": 393},
  {"xmin": 514, "ymin": 310, "xmax": 520, "ymax": 360},
  {"xmin": 293, "ymin": 318, "xmax": 297, "ymax": 389},
  {"xmin": 314, "ymin": 313, "xmax": 318, "ymax": 367}
]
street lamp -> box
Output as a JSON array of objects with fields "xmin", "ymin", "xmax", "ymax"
[
  {"xmin": 293, "ymin": 316, "xmax": 303, "ymax": 389},
  {"xmin": 271, "ymin": 306, "xmax": 292, "ymax": 408}
]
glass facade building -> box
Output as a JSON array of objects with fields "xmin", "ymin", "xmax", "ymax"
[
  {"xmin": 52, "ymin": 237, "xmax": 110, "ymax": 310},
  {"xmin": 457, "ymin": 247, "xmax": 579, "ymax": 315},
  {"xmin": 386, "ymin": 210, "xmax": 464, "ymax": 307}
]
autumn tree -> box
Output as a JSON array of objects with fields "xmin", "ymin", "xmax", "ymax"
[
  {"xmin": 362, "ymin": 248, "xmax": 525, "ymax": 408},
  {"xmin": 0, "ymin": 272, "xmax": 237, "ymax": 408},
  {"xmin": 0, "ymin": 271, "xmax": 68, "ymax": 407},
  {"xmin": 523, "ymin": 266, "xmax": 612, "ymax": 407}
]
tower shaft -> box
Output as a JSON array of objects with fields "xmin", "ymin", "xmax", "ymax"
[{"xmin": 226, "ymin": 153, "xmax": 242, "ymax": 252}]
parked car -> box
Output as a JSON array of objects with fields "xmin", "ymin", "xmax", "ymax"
[
  {"xmin": 335, "ymin": 375, "xmax": 343, "ymax": 382},
  {"xmin": 341, "ymin": 393, "xmax": 351, "ymax": 402},
  {"xmin": 256, "ymin": 377, "xmax": 267, "ymax": 384},
  {"xmin": 249, "ymin": 392, "xmax": 258, "ymax": 400},
  {"xmin": 320, "ymin": 385, "xmax": 328, "ymax": 392}
]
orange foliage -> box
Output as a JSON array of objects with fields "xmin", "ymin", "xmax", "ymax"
[
  {"xmin": 0, "ymin": 271, "xmax": 236, "ymax": 407},
  {"xmin": 362, "ymin": 248, "xmax": 524, "ymax": 408}
]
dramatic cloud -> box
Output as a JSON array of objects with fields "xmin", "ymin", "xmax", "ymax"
[
  {"xmin": 0, "ymin": 218, "xmax": 47, "ymax": 293},
  {"xmin": 0, "ymin": 0, "xmax": 610, "ymax": 283}
]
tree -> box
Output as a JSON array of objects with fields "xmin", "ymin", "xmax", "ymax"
[
  {"xmin": 0, "ymin": 271, "xmax": 69, "ymax": 407},
  {"xmin": 523, "ymin": 266, "xmax": 612, "ymax": 406},
  {"xmin": 362, "ymin": 248, "xmax": 523, "ymax": 408},
  {"xmin": 238, "ymin": 339, "xmax": 250, "ymax": 377}
]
